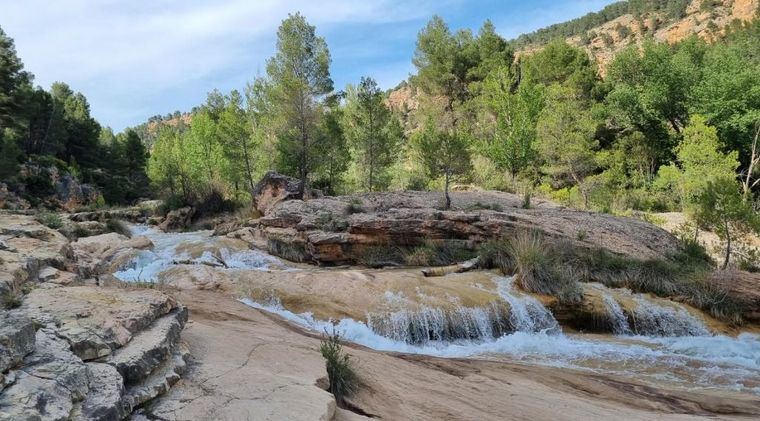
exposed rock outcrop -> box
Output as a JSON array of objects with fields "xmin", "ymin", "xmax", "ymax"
[
  {"xmin": 238, "ymin": 190, "xmax": 681, "ymax": 266},
  {"xmin": 0, "ymin": 212, "xmax": 189, "ymax": 420}
]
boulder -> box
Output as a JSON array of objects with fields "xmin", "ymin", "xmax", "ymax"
[
  {"xmin": 253, "ymin": 171, "xmax": 305, "ymax": 216},
  {"xmin": 72, "ymin": 233, "xmax": 153, "ymax": 277},
  {"xmin": 0, "ymin": 182, "xmax": 30, "ymax": 210},
  {"xmin": 159, "ymin": 207, "xmax": 195, "ymax": 232}
]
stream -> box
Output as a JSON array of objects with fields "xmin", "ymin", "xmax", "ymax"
[{"xmin": 114, "ymin": 226, "xmax": 760, "ymax": 396}]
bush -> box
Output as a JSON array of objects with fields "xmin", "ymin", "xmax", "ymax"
[
  {"xmin": 106, "ymin": 219, "xmax": 131, "ymax": 238},
  {"xmin": 1, "ymin": 284, "xmax": 23, "ymax": 309},
  {"xmin": 508, "ymin": 231, "xmax": 582, "ymax": 302},
  {"xmin": 345, "ymin": 198, "xmax": 365, "ymax": 214},
  {"xmin": 36, "ymin": 212, "xmax": 63, "ymax": 229},
  {"xmin": 320, "ymin": 329, "xmax": 358, "ymax": 406},
  {"xmin": 402, "ymin": 241, "xmax": 476, "ymax": 266},
  {"xmin": 464, "ymin": 202, "xmax": 504, "ymax": 212},
  {"xmin": 358, "ymin": 245, "xmax": 404, "ymax": 268},
  {"xmin": 315, "ymin": 212, "xmax": 349, "ymax": 232}
]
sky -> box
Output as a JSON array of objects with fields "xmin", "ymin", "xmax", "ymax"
[{"xmin": 1, "ymin": 0, "xmax": 616, "ymax": 131}]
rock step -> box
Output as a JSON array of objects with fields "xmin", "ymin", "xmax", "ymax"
[
  {"xmin": 108, "ymin": 305, "xmax": 188, "ymax": 384},
  {"xmin": 125, "ymin": 344, "xmax": 190, "ymax": 410},
  {"xmin": 72, "ymin": 363, "xmax": 129, "ymax": 421}
]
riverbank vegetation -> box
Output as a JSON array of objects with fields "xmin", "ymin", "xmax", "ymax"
[{"xmin": 2, "ymin": 3, "xmax": 758, "ymax": 267}]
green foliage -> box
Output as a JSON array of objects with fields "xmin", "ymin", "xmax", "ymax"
[
  {"xmin": 267, "ymin": 13, "xmax": 333, "ymax": 190},
  {"xmin": 343, "ymin": 77, "xmax": 401, "ymax": 192},
  {"xmin": 692, "ymin": 177, "xmax": 760, "ymax": 269},
  {"xmin": 536, "ymin": 87, "xmax": 599, "ymax": 208},
  {"xmin": 413, "ymin": 117, "xmax": 472, "ymax": 209},
  {"xmin": 36, "ymin": 212, "xmax": 63, "ymax": 229},
  {"xmin": 402, "ymin": 241, "xmax": 476, "ymax": 266},
  {"xmin": 319, "ymin": 329, "xmax": 358, "ymax": 406},
  {"xmin": 507, "ymin": 232, "xmax": 582, "ymax": 302}
]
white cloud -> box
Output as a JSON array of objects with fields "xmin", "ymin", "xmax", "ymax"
[{"xmin": 0, "ymin": 0, "xmax": 614, "ymax": 130}]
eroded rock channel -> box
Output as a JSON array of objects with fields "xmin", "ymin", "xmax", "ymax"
[{"xmin": 2, "ymin": 185, "xmax": 760, "ymax": 420}]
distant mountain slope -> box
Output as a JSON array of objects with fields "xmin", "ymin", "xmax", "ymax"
[{"xmin": 516, "ymin": 0, "xmax": 759, "ymax": 72}]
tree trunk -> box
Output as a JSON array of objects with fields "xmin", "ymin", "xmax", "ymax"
[
  {"xmin": 444, "ymin": 170, "xmax": 451, "ymax": 210},
  {"xmin": 242, "ymin": 138, "xmax": 256, "ymax": 207},
  {"xmin": 722, "ymin": 219, "xmax": 731, "ymax": 270}
]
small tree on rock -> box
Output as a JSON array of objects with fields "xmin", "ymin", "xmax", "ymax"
[
  {"xmin": 414, "ymin": 117, "xmax": 471, "ymax": 210},
  {"xmin": 692, "ymin": 176, "xmax": 760, "ymax": 269}
]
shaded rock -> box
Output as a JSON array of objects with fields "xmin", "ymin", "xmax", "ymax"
[
  {"xmin": 0, "ymin": 311, "xmax": 36, "ymax": 376},
  {"xmin": 124, "ymin": 345, "xmax": 189, "ymax": 410},
  {"xmin": 108, "ymin": 305, "xmax": 188, "ymax": 383},
  {"xmin": 0, "ymin": 182, "xmax": 30, "ymax": 210},
  {"xmin": 250, "ymin": 191, "xmax": 681, "ymax": 265},
  {"xmin": 159, "ymin": 207, "xmax": 194, "ymax": 232},
  {"xmin": 69, "ymin": 208, "xmax": 151, "ymax": 224},
  {"xmin": 73, "ymin": 363, "xmax": 128, "ymax": 421},
  {"xmin": 0, "ymin": 329, "xmax": 90, "ymax": 421}
]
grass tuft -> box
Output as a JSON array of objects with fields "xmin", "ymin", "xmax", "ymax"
[
  {"xmin": 36, "ymin": 211, "xmax": 63, "ymax": 229},
  {"xmin": 320, "ymin": 329, "xmax": 358, "ymax": 406}
]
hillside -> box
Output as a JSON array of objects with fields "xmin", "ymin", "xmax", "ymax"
[
  {"xmin": 546, "ymin": 0, "xmax": 759, "ymax": 72},
  {"xmin": 387, "ymin": 0, "xmax": 759, "ymax": 119}
]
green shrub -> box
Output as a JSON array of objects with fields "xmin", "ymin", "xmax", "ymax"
[
  {"xmin": 315, "ymin": 212, "xmax": 349, "ymax": 232},
  {"xmin": 106, "ymin": 219, "xmax": 131, "ymax": 238},
  {"xmin": 358, "ymin": 245, "xmax": 404, "ymax": 268},
  {"xmin": 345, "ymin": 198, "xmax": 365, "ymax": 214},
  {"xmin": 1, "ymin": 285, "xmax": 23, "ymax": 309},
  {"xmin": 508, "ymin": 231, "xmax": 582, "ymax": 302},
  {"xmin": 36, "ymin": 212, "xmax": 63, "ymax": 229},
  {"xmin": 320, "ymin": 329, "xmax": 358, "ymax": 406},
  {"xmin": 464, "ymin": 202, "xmax": 504, "ymax": 212},
  {"xmin": 402, "ymin": 241, "xmax": 476, "ymax": 266}
]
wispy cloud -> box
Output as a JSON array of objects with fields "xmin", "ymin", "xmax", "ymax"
[{"xmin": 0, "ymin": 0, "xmax": 615, "ymax": 130}]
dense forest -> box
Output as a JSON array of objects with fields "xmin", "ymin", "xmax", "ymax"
[
  {"xmin": 0, "ymin": 27, "xmax": 149, "ymax": 206},
  {"xmin": 1, "ymin": 3, "xmax": 758, "ymax": 266}
]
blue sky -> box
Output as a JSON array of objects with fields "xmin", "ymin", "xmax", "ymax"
[{"xmin": 1, "ymin": 0, "xmax": 615, "ymax": 131}]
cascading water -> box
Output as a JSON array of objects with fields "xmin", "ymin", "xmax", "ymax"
[
  {"xmin": 112, "ymin": 227, "xmax": 760, "ymax": 396},
  {"xmin": 494, "ymin": 276, "xmax": 560, "ymax": 334},
  {"xmin": 112, "ymin": 225, "xmax": 288, "ymax": 283},
  {"xmin": 630, "ymin": 296, "xmax": 710, "ymax": 337},
  {"xmin": 601, "ymin": 291, "xmax": 632, "ymax": 335},
  {"xmin": 366, "ymin": 303, "xmax": 512, "ymax": 344}
]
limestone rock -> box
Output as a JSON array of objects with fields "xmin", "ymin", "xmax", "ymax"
[
  {"xmin": 159, "ymin": 207, "xmax": 194, "ymax": 232},
  {"xmin": 108, "ymin": 305, "xmax": 188, "ymax": 383},
  {"xmin": 37, "ymin": 266, "xmax": 80, "ymax": 285},
  {"xmin": 22, "ymin": 286, "xmax": 178, "ymax": 361},
  {"xmin": 73, "ymin": 363, "xmax": 128, "ymax": 421},
  {"xmin": 253, "ymin": 171, "xmax": 305, "ymax": 216},
  {"xmin": 250, "ymin": 190, "xmax": 681, "ymax": 265},
  {"xmin": 0, "ymin": 311, "xmax": 36, "ymax": 375},
  {"xmin": 72, "ymin": 233, "xmax": 153, "ymax": 277},
  {"xmin": 0, "ymin": 329, "xmax": 90, "ymax": 421}
]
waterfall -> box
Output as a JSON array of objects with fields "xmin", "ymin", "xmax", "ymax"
[
  {"xmin": 366, "ymin": 303, "xmax": 512, "ymax": 344},
  {"xmin": 631, "ymin": 297, "xmax": 710, "ymax": 337},
  {"xmin": 494, "ymin": 276, "xmax": 560, "ymax": 334},
  {"xmin": 601, "ymin": 291, "xmax": 632, "ymax": 335}
]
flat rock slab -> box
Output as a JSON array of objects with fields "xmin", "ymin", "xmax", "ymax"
[{"xmin": 22, "ymin": 286, "xmax": 178, "ymax": 361}]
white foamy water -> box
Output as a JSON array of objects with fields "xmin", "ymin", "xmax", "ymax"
[
  {"xmin": 241, "ymin": 283, "xmax": 760, "ymax": 396},
  {"xmin": 113, "ymin": 225, "xmax": 288, "ymax": 282}
]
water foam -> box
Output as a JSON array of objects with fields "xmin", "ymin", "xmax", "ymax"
[{"xmin": 113, "ymin": 225, "xmax": 287, "ymax": 282}]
